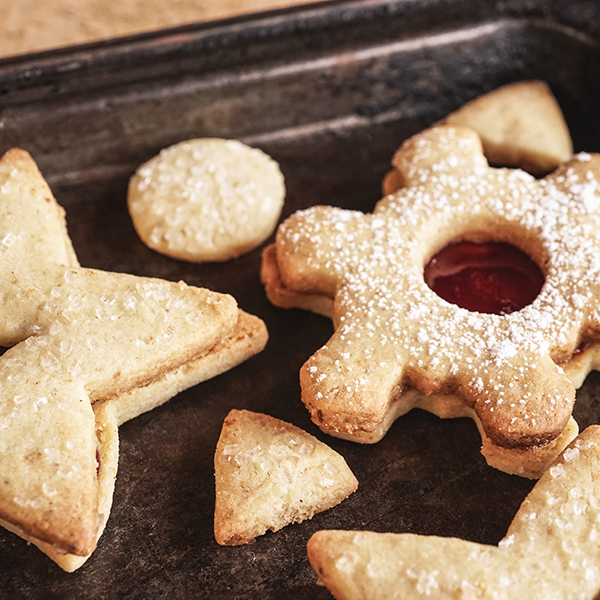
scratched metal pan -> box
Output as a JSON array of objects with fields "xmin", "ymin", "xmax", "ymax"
[{"xmin": 0, "ymin": 0, "xmax": 599, "ymax": 597}]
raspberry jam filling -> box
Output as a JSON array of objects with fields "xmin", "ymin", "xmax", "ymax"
[{"xmin": 424, "ymin": 240, "xmax": 545, "ymax": 315}]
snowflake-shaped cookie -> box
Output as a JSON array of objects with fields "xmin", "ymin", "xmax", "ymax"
[{"xmin": 273, "ymin": 125, "xmax": 600, "ymax": 477}]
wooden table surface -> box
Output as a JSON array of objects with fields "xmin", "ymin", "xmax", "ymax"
[{"xmin": 0, "ymin": 0, "xmax": 321, "ymax": 58}]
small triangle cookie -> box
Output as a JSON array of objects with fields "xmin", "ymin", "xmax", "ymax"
[
  {"xmin": 214, "ymin": 409, "xmax": 358, "ymax": 545},
  {"xmin": 441, "ymin": 80, "xmax": 573, "ymax": 175},
  {"xmin": 307, "ymin": 425, "xmax": 600, "ymax": 600}
]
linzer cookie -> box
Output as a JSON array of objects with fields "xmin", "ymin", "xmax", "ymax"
[
  {"xmin": 263, "ymin": 124, "xmax": 600, "ymax": 478},
  {"xmin": 0, "ymin": 148, "xmax": 267, "ymax": 571},
  {"xmin": 128, "ymin": 138, "xmax": 285, "ymax": 262},
  {"xmin": 214, "ymin": 409, "xmax": 357, "ymax": 546},
  {"xmin": 307, "ymin": 426, "xmax": 600, "ymax": 600}
]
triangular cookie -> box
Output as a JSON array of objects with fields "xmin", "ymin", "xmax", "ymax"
[
  {"xmin": 441, "ymin": 80, "xmax": 573, "ymax": 175},
  {"xmin": 214, "ymin": 409, "xmax": 358, "ymax": 545},
  {"xmin": 0, "ymin": 149, "xmax": 267, "ymax": 570},
  {"xmin": 307, "ymin": 426, "xmax": 600, "ymax": 599}
]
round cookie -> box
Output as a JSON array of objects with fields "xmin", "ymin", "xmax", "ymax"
[{"xmin": 128, "ymin": 138, "xmax": 285, "ymax": 262}]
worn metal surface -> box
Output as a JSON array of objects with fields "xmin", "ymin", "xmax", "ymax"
[{"xmin": 0, "ymin": 0, "xmax": 599, "ymax": 597}]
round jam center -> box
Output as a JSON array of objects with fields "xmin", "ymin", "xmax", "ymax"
[{"xmin": 424, "ymin": 241, "xmax": 545, "ymax": 315}]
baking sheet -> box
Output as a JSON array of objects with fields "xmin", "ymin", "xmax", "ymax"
[{"xmin": 0, "ymin": 0, "xmax": 600, "ymax": 597}]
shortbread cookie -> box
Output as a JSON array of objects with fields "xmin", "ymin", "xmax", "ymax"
[
  {"xmin": 214, "ymin": 409, "xmax": 358, "ymax": 545},
  {"xmin": 13, "ymin": 310, "xmax": 267, "ymax": 573},
  {"xmin": 128, "ymin": 138, "xmax": 286, "ymax": 262},
  {"xmin": 381, "ymin": 80, "xmax": 573, "ymax": 195},
  {"xmin": 307, "ymin": 425, "xmax": 600, "ymax": 600},
  {"xmin": 442, "ymin": 80, "xmax": 573, "ymax": 175},
  {"xmin": 263, "ymin": 125, "xmax": 600, "ymax": 478},
  {"xmin": 0, "ymin": 149, "xmax": 267, "ymax": 570}
]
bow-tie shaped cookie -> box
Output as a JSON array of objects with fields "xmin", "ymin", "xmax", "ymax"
[
  {"xmin": 0, "ymin": 149, "xmax": 267, "ymax": 570},
  {"xmin": 307, "ymin": 425, "xmax": 600, "ymax": 600},
  {"xmin": 265, "ymin": 124, "xmax": 600, "ymax": 478}
]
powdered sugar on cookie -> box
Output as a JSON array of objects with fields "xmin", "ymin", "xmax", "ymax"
[{"xmin": 272, "ymin": 125, "xmax": 600, "ymax": 474}]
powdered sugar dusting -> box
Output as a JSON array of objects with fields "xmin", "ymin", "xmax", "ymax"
[{"xmin": 277, "ymin": 125, "xmax": 600, "ymax": 447}]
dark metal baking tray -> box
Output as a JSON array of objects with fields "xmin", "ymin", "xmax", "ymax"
[{"xmin": 0, "ymin": 0, "xmax": 599, "ymax": 597}]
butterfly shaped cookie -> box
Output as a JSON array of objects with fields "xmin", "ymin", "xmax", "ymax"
[{"xmin": 0, "ymin": 148, "xmax": 267, "ymax": 570}]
